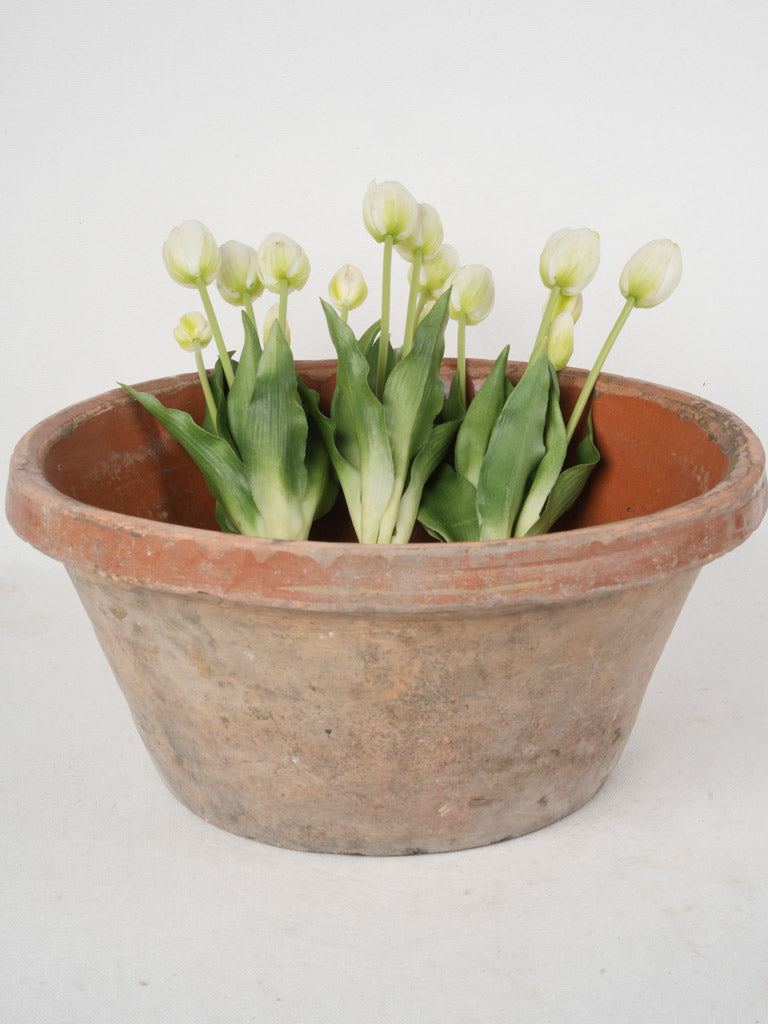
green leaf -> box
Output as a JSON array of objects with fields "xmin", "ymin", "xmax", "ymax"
[
  {"xmin": 203, "ymin": 353, "xmax": 239, "ymax": 455},
  {"xmin": 440, "ymin": 371, "xmax": 466, "ymax": 424},
  {"xmin": 242, "ymin": 322, "xmax": 309, "ymax": 539},
  {"xmin": 476, "ymin": 354, "xmax": 551, "ymax": 539},
  {"xmin": 417, "ymin": 463, "xmax": 480, "ymax": 542},
  {"xmin": 393, "ymin": 418, "xmax": 461, "ymax": 542},
  {"xmin": 320, "ymin": 300, "xmax": 395, "ymax": 542},
  {"xmin": 365, "ymin": 334, "xmax": 398, "ymax": 394},
  {"xmin": 377, "ymin": 292, "xmax": 449, "ymax": 541},
  {"xmin": 121, "ymin": 384, "xmax": 260, "ymax": 535},
  {"xmin": 384, "ymin": 292, "xmax": 449, "ymax": 467},
  {"xmin": 300, "ymin": 380, "xmax": 364, "ymax": 536},
  {"xmin": 524, "ymin": 411, "xmax": 601, "ymax": 536},
  {"xmin": 514, "ymin": 362, "xmax": 567, "ymax": 537},
  {"xmin": 215, "ymin": 502, "xmax": 239, "ymax": 533},
  {"xmin": 357, "ymin": 319, "xmax": 381, "ymax": 357},
  {"xmin": 454, "ymin": 345, "xmax": 511, "ymax": 487},
  {"xmin": 301, "ymin": 416, "xmax": 338, "ymax": 529},
  {"xmin": 226, "ymin": 311, "xmax": 262, "ymax": 453}
]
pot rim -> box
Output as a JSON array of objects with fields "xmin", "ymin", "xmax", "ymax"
[{"xmin": 6, "ymin": 360, "xmax": 767, "ymax": 612}]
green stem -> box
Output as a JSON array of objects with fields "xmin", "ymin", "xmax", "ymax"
[
  {"xmin": 278, "ymin": 279, "xmax": 289, "ymax": 339},
  {"xmin": 193, "ymin": 341, "xmax": 218, "ymax": 429},
  {"xmin": 415, "ymin": 291, "xmax": 428, "ymax": 323},
  {"xmin": 340, "ymin": 304, "xmax": 349, "ymax": 324},
  {"xmin": 244, "ymin": 294, "xmax": 257, "ymax": 330},
  {"xmin": 457, "ymin": 312, "xmax": 468, "ymax": 410},
  {"xmin": 402, "ymin": 249, "xmax": 423, "ymax": 357},
  {"xmin": 529, "ymin": 286, "xmax": 561, "ymax": 366},
  {"xmin": 376, "ymin": 235, "xmax": 394, "ymax": 399},
  {"xmin": 196, "ymin": 278, "xmax": 234, "ymax": 387},
  {"xmin": 566, "ymin": 296, "xmax": 636, "ymax": 443}
]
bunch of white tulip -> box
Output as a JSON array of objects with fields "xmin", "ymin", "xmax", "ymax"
[{"xmin": 124, "ymin": 182, "xmax": 681, "ymax": 544}]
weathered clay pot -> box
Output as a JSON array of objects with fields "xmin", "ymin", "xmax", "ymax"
[{"xmin": 6, "ymin": 360, "xmax": 766, "ymax": 854}]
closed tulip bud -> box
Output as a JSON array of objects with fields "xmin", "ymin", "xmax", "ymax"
[
  {"xmin": 264, "ymin": 303, "xmax": 290, "ymax": 344},
  {"xmin": 162, "ymin": 220, "xmax": 220, "ymax": 287},
  {"xmin": 363, "ymin": 179, "xmax": 419, "ymax": 244},
  {"xmin": 545, "ymin": 290, "xmax": 583, "ymax": 324},
  {"xmin": 396, "ymin": 202, "xmax": 444, "ymax": 260},
  {"xmin": 328, "ymin": 264, "xmax": 368, "ymax": 311},
  {"xmin": 449, "ymin": 264, "xmax": 495, "ymax": 325},
  {"xmin": 173, "ymin": 311, "xmax": 212, "ymax": 352},
  {"xmin": 540, "ymin": 227, "xmax": 600, "ymax": 295},
  {"xmin": 412, "ymin": 243, "xmax": 460, "ymax": 296},
  {"xmin": 547, "ymin": 310, "xmax": 575, "ymax": 370},
  {"xmin": 256, "ymin": 233, "xmax": 311, "ymax": 293},
  {"xmin": 216, "ymin": 240, "xmax": 263, "ymax": 306},
  {"xmin": 620, "ymin": 239, "xmax": 682, "ymax": 308}
]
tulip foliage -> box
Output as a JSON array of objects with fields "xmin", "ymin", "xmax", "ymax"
[{"xmin": 123, "ymin": 183, "xmax": 682, "ymax": 543}]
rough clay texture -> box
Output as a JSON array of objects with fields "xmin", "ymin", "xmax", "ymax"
[
  {"xmin": 70, "ymin": 566, "xmax": 697, "ymax": 854},
  {"xmin": 6, "ymin": 360, "xmax": 767, "ymax": 853}
]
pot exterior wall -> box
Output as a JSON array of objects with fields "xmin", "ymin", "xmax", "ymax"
[{"xmin": 69, "ymin": 564, "xmax": 698, "ymax": 855}]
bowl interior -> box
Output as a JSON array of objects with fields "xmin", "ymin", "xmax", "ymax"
[{"xmin": 40, "ymin": 362, "xmax": 734, "ymax": 538}]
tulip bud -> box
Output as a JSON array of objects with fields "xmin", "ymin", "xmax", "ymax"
[
  {"xmin": 173, "ymin": 311, "xmax": 212, "ymax": 352},
  {"xmin": 545, "ymin": 290, "xmax": 583, "ymax": 325},
  {"xmin": 256, "ymin": 233, "xmax": 310, "ymax": 294},
  {"xmin": 216, "ymin": 240, "xmax": 263, "ymax": 306},
  {"xmin": 547, "ymin": 310, "xmax": 575, "ymax": 371},
  {"xmin": 396, "ymin": 202, "xmax": 444, "ymax": 260},
  {"xmin": 539, "ymin": 227, "xmax": 600, "ymax": 295},
  {"xmin": 263, "ymin": 303, "xmax": 290, "ymax": 345},
  {"xmin": 412, "ymin": 243, "xmax": 460, "ymax": 297},
  {"xmin": 362, "ymin": 180, "xmax": 419, "ymax": 244},
  {"xmin": 620, "ymin": 239, "xmax": 682, "ymax": 308},
  {"xmin": 328, "ymin": 264, "xmax": 368, "ymax": 312},
  {"xmin": 162, "ymin": 220, "xmax": 221, "ymax": 287},
  {"xmin": 448, "ymin": 264, "xmax": 495, "ymax": 325}
]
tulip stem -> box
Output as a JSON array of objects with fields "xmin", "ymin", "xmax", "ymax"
[
  {"xmin": 244, "ymin": 295, "xmax": 257, "ymax": 331},
  {"xmin": 402, "ymin": 249, "xmax": 423, "ymax": 358},
  {"xmin": 278, "ymin": 279, "xmax": 290, "ymax": 339},
  {"xmin": 566, "ymin": 296, "xmax": 636, "ymax": 442},
  {"xmin": 529, "ymin": 286, "xmax": 561, "ymax": 366},
  {"xmin": 376, "ymin": 235, "xmax": 394, "ymax": 399},
  {"xmin": 340, "ymin": 304, "xmax": 349, "ymax": 324},
  {"xmin": 196, "ymin": 279, "xmax": 234, "ymax": 388},
  {"xmin": 457, "ymin": 312, "xmax": 468, "ymax": 409},
  {"xmin": 193, "ymin": 341, "xmax": 218, "ymax": 429}
]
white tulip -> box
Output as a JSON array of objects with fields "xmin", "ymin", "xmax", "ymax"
[
  {"xmin": 396, "ymin": 202, "xmax": 444, "ymax": 260},
  {"xmin": 362, "ymin": 180, "xmax": 419, "ymax": 244},
  {"xmin": 620, "ymin": 239, "xmax": 682, "ymax": 308},
  {"xmin": 448, "ymin": 264, "xmax": 495, "ymax": 325},
  {"xmin": 216, "ymin": 240, "xmax": 263, "ymax": 306},
  {"xmin": 547, "ymin": 310, "xmax": 575, "ymax": 371},
  {"xmin": 328, "ymin": 264, "xmax": 368, "ymax": 311},
  {"xmin": 412, "ymin": 243, "xmax": 460, "ymax": 296},
  {"xmin": 162, "ymin": 220, "xmax": 220, "ymax": 287},
  {"xmin": 544, "ymin": 290, "xmax": 583, "ymax": 325},
  {"xmin": 173, "ymin": 311, "xmax": 212, "ymax": 352},
  {"xmin": 539, "ymin": 227, "xmax": 600, "ymax": 295},
  {"xmin": 263, "ymin": 303, "xmax": 290, "ymax": 344},
  {"xmin": 256, "ymin": 233, "xmax": 310, "ymax": 294}
]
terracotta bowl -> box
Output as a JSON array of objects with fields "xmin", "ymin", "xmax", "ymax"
[{"xmin": 6, "ymin": 360, "xmax": 766, "ymax": 854}]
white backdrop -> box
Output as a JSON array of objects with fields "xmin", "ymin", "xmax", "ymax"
[{"xmin": 2, "ymin": 1, "xmax": 767, "ymax": 1022}]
